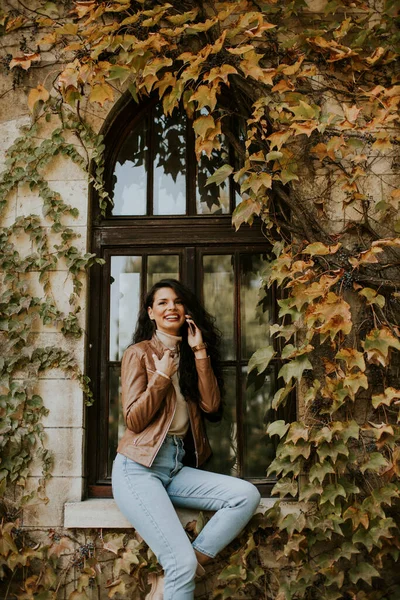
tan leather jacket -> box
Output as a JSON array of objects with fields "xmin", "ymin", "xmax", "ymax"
[{"xmin": 117, "ymin": 334, "xmax": 221, "ymax": 467}]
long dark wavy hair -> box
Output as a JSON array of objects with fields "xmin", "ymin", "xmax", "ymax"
[{"xmin": 133, "ymin": 279, "xmax": 224, "ymax": 406}]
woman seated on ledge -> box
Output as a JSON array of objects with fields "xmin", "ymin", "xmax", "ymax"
[{"xmin": 112, "ymin": 279, "xmax": 261, "ymax": 600}]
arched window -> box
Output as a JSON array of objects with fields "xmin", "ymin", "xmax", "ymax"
[{"xmin": 87, "ymin": 96, "xmax": 294, "ymax": 497}]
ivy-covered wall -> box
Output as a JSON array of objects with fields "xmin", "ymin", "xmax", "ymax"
[{"xmin": 1, "ymin": 0, "xmax": 400, "ymax": 599}]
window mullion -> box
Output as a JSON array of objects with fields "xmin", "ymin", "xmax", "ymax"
[
  {"xmin": 234, "ymin": 251, "xmax": 244, "ymax": 479},
  {"xmin": 186, "ymin": 116, "xmax": 196, "ymax": 216},
  {"xmin": 147, "ymin": 107, "xmax": 154, "ymax": 216}
]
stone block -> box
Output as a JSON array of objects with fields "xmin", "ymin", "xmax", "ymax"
[
  {"xmin": 0, "ymin": 189, "xmax": 17, "ymax": 227},
  {"xmin": 25, "ymin": 331, "xmax": 86, "ymax": 375},
  {"xmin": 40, "ymin": 153, "xmax": 88, "ymax": 182},
  {"xmin": 29, "ymin": 426, "xmax": 85, "ymax": 477},
  {"xmin": 17, "ymin": 180, "xmax": 89, "ymax": 227},
  {"xmin": 64, "ymin": 497, "xmax": 280, "ymax": 529},
  {"xmin": 0, "ymin": 117, "xmax": 31, "ymax": 163},
  {"xmin": 23, "ymin": 476, "xmax": 83, "ymax": 527},
  {"xmin": 368, "ymin": 156, "xmax": 394, "ymax": 176},
  {"xmin": 23, "ymin": 271, "xmax": 87, "ymax": 333},
  {"xmin": 36, "ymin": 379, "xmax": 84, "ymax": 428}
]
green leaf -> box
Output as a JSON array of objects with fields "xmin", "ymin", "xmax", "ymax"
[
  {"xmin": 278, "ymin": 355, "xmax": 313, "ymax": 383},
  {"xmin": 266, "ymin": 420, "xmax": 290, "ymax": 438},
  {"xmin": 320, "ymin": 483, "xmax": 346, "ymax": 505},
  {"xmin": 272, "ymin": 383, "xmax": 294, "ymax": 410},
  {"xmin": 248, "ymin": 346, "xmax": 275, "ymax": 374},
  {"xmin": 360, "ymin": 452, "xmax": 389, "ymax": 474},
  {"xmin": 309, "ymin": 461, "xmax": 335, "ymax": 484},
  {"xmin": 271, "ymin": 477, "xmax": 298, "ymax": 497},
  {"xmin": 205, "ymin": 164, "xmax": 234, "ymax": 186},
  {"xmin": 348, "ymin": 562, "xmax": 380, "ymax": 586}
]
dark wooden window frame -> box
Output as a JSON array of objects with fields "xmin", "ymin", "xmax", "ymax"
[{"xmin": 86, "ymin": 95, "xmax": 295, "ymax": 498}]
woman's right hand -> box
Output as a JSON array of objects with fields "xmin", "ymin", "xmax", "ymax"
[{"xmin": 153, "ymin": 350, "xmax": 177, "ymax": 378}]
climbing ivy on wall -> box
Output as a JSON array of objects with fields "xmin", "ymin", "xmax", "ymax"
[{"xmin": 0, "ymin": 0, "xmax": 400, "ymax": 598}]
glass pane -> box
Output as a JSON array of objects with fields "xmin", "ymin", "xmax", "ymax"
[
  {"xmin": 111, "ymin": 119, "xmax": 148, "ymax": 215},
  {"xmin": 108, "ymin": 365, "xmax": 124, "ymax": 476},
  {"xmin": 205, "ymin": 367, "xmax": 237, "ymax": 476},
  {"xmin": 153, "ymin": 104, "xmax": 186, "ymax": 215},
  {"xmin": 147, "ymin": 255, "xmax": 179, "ymax": 289},
  {"xmin": 240, "ymin": 254, "xmax": 272, "ymax": 360},
  {"xmin": 196, "ymin": 140, "xmax": 230, "ymax": 214},
  {"xmin": 110, "ymin": 256, "xmax": 142, "ymax": 361},
  {"xmin": 203, "ymin": 255, "xmax": 235, "ymax": 360},
  {"xmin": 243, "ymin": 366, "xmax": 276, "ymax": 478}
]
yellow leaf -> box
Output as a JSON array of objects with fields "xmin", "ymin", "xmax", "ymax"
[
  {"xmin": 72, "ymin": 1, "xmax": 97, "ymax": 19},
  {"xmin": 290, "ymin": 121, "xmax": 318, "ymax": 137},
  {"xmin": 226, "ymin": 45, "xmax": 255, "ymax": 55},
  {"xmin": 371, "ymin": 134, "xmax": 393, "ymax": 151},
  {"xmin": 232, "ymin": 198, "xmax": 261, "ymax": 231},
  {"xmin": 303, "ymin": 242, "xmax": 341, "ymax": 256},
  {"xmin": 306, "ymin": 292, "xmax": 352, "ymax": 341},
  {"xmin": 372, "ymin": 388, "xmax": 400, "ymax": 409},
  {"xmin": 28, "ymin": 84, "xmax": 50, "ymax": 113},
  {"xmin": 349, "ymin": 246, "xmax": 383, "ymax": 268},
  {"xmin": 89, "ymin": 82, "xmax": 114, "ymax": 106},
  {"xmin": 211, "ymin": 31, "xmax": 227, "ymax": 54},
  {"xmin": 267, "ymin": 130, "xmax": 292, "ymax": 150},
  {"xmin": 336, "ymin": 348, "xmax": 366, "ymax": 372},
  {"xmin": 191, "ymin": 84, "xmax": 219, "ymax": 111},
  {"xmin": 358, "ymin": 288, "xmax": 385, "ymax": 309},
  {"xmin": 203, "ymin": 64, "xmax": 238, "ymax": 85},
  {"xmin": 343, "ymin": 104, "xmax": 361, "ymax": 124},
  {"xmin": 272, "ymin": 79, "xmax": 295, "ymax": 93},
  {"xmin": 193, "ymin": 115, "xmax": 215, "ymax": 139},
  {"xmin": 278, "ymin": 56, "xmax": 304, "ymax": 75},
  {"xmin": 166, "ymin": 9, "xmax": 199, "ymax": 25}
]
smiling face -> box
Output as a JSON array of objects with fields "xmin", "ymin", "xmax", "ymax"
[{"xmin": 147, "ymin": 287, "xmax": 186, "ymax": 335}]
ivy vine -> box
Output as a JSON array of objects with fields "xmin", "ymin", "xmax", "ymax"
[{"xmin": 0, "ymin": 0, "xmax": 400, "ymax": 599}]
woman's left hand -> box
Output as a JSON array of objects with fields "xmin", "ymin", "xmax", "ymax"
[{"xmin": 185, "ymin": 315, "xmax": 203, "ymax": 348}]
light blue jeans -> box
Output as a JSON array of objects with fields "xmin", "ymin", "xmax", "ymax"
[{"xmin": 112, "ymin": 435, "xmax": 261, "ymax": 600}]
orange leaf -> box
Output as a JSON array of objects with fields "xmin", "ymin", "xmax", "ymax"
[
  {"xmin": 267, "ymin": 130, "xmax": 292, "ymax": 150},
  {"xmin": 10, "ymin": 52, "xmax": 41, "ymax": 71},
  {"xmin": 290, "ymin": 121, "xmax": 318, "ymax": 137},
  {"xmin": 272, "ymin": 79, "xmax": 295, "ymax": 94},
  {"xmin": 28, "ymin": 84, "xmax": 50, "ymax": 113},
  {"xmin": 278, "ymin": 56, "xmax": 304, "ymax": 75}
]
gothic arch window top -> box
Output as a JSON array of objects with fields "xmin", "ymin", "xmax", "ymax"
[{"xmin": 105, "ymin": 99, "xmax": 241, "ymax": 217}]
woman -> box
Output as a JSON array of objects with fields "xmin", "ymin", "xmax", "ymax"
[{"xmin": 112, "ymin": 279, "xmax": 261, "ymax": 600}]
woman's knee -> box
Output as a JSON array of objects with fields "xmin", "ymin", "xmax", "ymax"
[
  {"xmin": 162, "ymin": 546, "xmax": 197, "ymax": 579},
  {"xmin": 239, "ymin": 480, "xmax": 261, "ymax": 512}
]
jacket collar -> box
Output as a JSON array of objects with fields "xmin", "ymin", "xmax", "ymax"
[{"xmin": 148, "ymin": 333, "xmax": 167, "ymax": 358}]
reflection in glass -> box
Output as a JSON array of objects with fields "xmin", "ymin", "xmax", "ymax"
[
  {"xmin": 147, "ymin": 255, "xmax": 179, "ymax": 290},
  {"xmin": 108, "ymin": 366, "xmax": 124, "ymax": 476},
  {"xmin": 203, "ymin": 255, "xmax": 235, "ymax": 360},
  {"xmin": 110, "ymin": 256, "xmax": 142, "ymax": 361},
  {"xmin": 241, "ymin": 254, "xmax": 271, "ymax": 360},
  {"xmin": 196, "ymin": 140, "xmax": 230, "ymax": 214},
  {"xmin": 153, "ymin": 104, "xmax": 186, "ymax": 215},
  {"xmin": 205, "ymin": 367, "xmax": 237, "ymax": 476},
  {"xmin": 243, "ymin": 366, "xmax": 276, "ymax": 478},
  {"xmin": 111, "ymin": 119, "xmax": 148, "ymax": 215}
]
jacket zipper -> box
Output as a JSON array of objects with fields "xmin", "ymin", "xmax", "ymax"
[
  {"xmin": 148, "ymin": 395, "xmax": 177, "ymax": 467},
  {"xmin": 187, "ymin": 402, "xmax": 199, "ymax": 468}
]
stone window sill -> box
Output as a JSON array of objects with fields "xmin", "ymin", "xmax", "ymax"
[{"xmin": 64, "ymin": 498, "xmax": 300, "ymax": 529}]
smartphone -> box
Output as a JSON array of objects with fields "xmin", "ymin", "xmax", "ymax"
[{"xmin": 185, "ymin": 309, "xmax": 196, "ymax": 335}]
